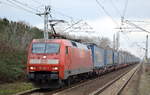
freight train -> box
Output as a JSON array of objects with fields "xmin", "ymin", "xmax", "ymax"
[{"xmin": 27, "ymin": 39, "xmax": 140, "ymax": 88}]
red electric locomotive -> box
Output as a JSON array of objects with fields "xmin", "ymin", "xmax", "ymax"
[{"xmin": 27, "ymin": 39, "xmax": 93, "ymax": 88}]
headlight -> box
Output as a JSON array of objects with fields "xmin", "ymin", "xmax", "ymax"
[
  {"xmin": 47, "ymin": 59, "xmax": 59, "ymax": 64},
  {"xmin": 30, "ymin": 66, "xmax": 36, "ymax": 70},
  {"xmin": 52, "ymin": 67, "xmax": 58, "ymax": 70},
  {"xmin": 29, "ymin": 59, "xmax": 41, "ymax": 64}
]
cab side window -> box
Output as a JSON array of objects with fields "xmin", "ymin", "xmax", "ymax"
[
  {"xmin": 66, "ymin": 46, "xmax": 69, "ymax": 54},
  {"xmin": 71, "ymin": 41, "xmax": 77, "ymax": 47}
]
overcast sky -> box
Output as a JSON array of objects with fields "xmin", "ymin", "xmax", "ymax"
[{"xmin": 0, "ymin": 0, "xmax": 150, "ymax": 58}]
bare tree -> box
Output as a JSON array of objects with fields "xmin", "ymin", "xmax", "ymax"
[{"xmin": 98, "ymin": 37, "xmax": 111, "ymax": 49}]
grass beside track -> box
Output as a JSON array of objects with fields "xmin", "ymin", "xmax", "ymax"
[{"xmin": 0, "ymin": 82, "xmax": 34, "ymax": 95}]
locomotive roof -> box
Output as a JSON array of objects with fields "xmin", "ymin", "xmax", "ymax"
[
  {"xmin": 32, "ymin": 39, "xmax": 70, "ymax": 43},
  {"xmin": 32, "ymin": 39, "xmax": 89, "ymax": 49}
]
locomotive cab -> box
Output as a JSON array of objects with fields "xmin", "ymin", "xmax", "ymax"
[{"xmin": 27, "ymin": 39, "xmax": 66, "ymax": 87}]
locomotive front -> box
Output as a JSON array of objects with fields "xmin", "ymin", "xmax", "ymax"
[{"xmin": 27, "ymin": 39, "xmax": 63, "ymax": 87}]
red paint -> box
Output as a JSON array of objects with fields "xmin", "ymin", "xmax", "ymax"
[{"xmin": 27, "ymin": 39, "xmax": 93, "ymax": 80}]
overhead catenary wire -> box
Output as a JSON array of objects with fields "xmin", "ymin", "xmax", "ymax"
[
  {"xmin": 120, "ymin": 0, "xmax": 128, "ymax": 29},
  {"xmin": 126, "ymin": 20, "xmax": 150, "ymax": 23},
  {"xmin": 12, "ymin": 0, "xmax": 41, "ymax": 13},
  {"xmin": 32, "ymin": 0, "xmax": 45, "ymax": 6},
  {"xmin": 63, "ymin": 20, "xmax": 83, "ymax": 32},
  {"xmin": 110, "ymin": 0, "xmax": 129, "ymax": 32},
  {"xmin": 7, "ymin": 0, "xmax": 76, "ymax": 25},
  {"xmin": 3, "ymin": 0, "xmax": 44, "ymax": 19},
  {"xmin": 31, "ymin": 0, "xmax": 52, "ymax": 10},
  {"xmin": 95, "ymin": 0, "xmax": 119, "ymax": 26},
  {"xmin": 115, "ymin": 0, "xmax": 129, "ymax": 45},
  {"xmin": 52, "ymin": 9, "xmax": 74, "ymax": 22},
  {"xmin": 6, "ymin": 0, "xmax": 36, "ymax": 14},
  {"xmin": 125, "ymin": 20, "xmax": 150, "ymax": 34},
  {"xmin": 31, "ymin": 1, "xmax": 76, "ymax": 23},
  {"xmin": 122, "ymin": 0, "xmax": 128, "ymax": 20},
  {"xmin": 110, "ymin": 0, "xmax": 122, "ymax": 17},
  {"xmin": 29, "ymin": 0, "xmax": 45, "ymax": 12},
  {"xmin": 6, "ymin": 0, "xmax": 78, "ymax": 32},
  {"xmin": 0, "ymin": 1, "xmax": 20, "ymax": 9}
]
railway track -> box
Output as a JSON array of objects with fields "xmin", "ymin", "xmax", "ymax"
[
  {"xmin": 15, "ymin": 64, "xmax": 138, "ymax": 95},
  {"xmin": 15, "ymin": 78, "xmax": 95, "ymax": 95},
  {"xmin": 90, "ymin": 63, "xmax": 141, "ymax": 95},
  {"xmin": 51, "ymin": 64, "xmax": 138, "ymax": 95}
]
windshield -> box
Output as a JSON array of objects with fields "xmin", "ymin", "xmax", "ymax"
[{"xmin": 32, "ymin": 43, "xmax": 60, "ymax": 54}]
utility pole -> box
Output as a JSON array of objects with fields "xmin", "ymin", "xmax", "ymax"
[
  {"xmin": 113, "ymin": 34, "xmax": 116, "ymax": 50},
  {"xmin": 145, "ymin": 35, "xmax": 148, "ymax": 61},
  {"xmin": 121, "ymin": 16, "xmax": 124, "ymax": 26},
  {"xmin": 37, "ymin": 6, "xmax": 51, "ymax": 39},
  {"xmin": 116, "ymin": 32, "xmax": 120, "ymax": 51}
]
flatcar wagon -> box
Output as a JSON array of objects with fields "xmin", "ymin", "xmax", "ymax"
[{"xmin": 88, "ymin": 44, "xmax": 105, "ymax": 75}]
